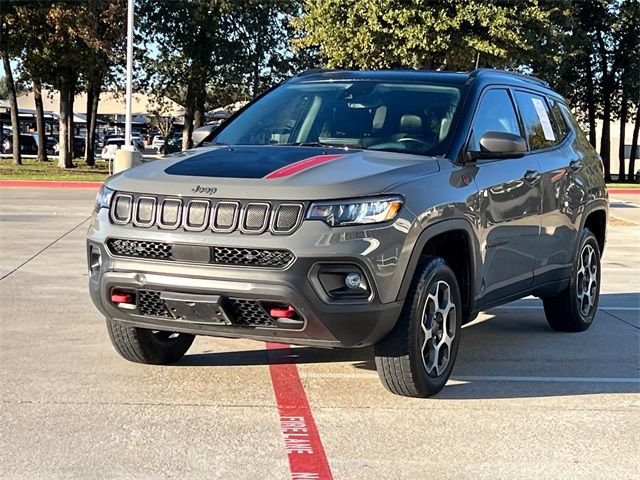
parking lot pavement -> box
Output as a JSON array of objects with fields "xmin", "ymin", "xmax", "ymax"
[{"xmin": 0, "ymin": 187, "xmax": 638, "ymax": 480}]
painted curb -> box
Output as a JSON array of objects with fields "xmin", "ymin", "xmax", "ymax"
[
  {"xmin": 608, "ymin": 188, "xmax": 640, "ymax": 195},
  {"xmin": 0, "ymin": 180, "xmax": 103, "ymax": 189}
]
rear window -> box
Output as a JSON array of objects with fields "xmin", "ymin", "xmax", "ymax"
[
  {"xmin": 108, "ymin": 139, "xmax": 125, "ymax": 146},
  {"xmin": 513, "ymin": 91, "xmax": 557, "ymax": 151}
]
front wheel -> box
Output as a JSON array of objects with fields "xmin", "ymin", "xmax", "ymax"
[
  {"xmin": 543, "ymin": 229, "xmax": 601, "ymax": 332},
  {"xmin": 374, "ymin": 256, "xmax": 462, "ymax": 397},
  {"xmin": 106, "ymin": 318, "xmax": 195, "ymax": 365}
]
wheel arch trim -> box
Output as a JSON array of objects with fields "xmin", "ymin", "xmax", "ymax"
[{"xmin": 395, "ymin": 218, "xmax": 479, "ymax": 319}]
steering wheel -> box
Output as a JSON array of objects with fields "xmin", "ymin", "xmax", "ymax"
[{"xmin": 397, "ymin": 137, "xmax": 431, "ymax": 146}]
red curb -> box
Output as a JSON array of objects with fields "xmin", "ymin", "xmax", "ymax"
[
  {"xmin": 608, "ymin": 189, "xmax": 640, "ymax": 194},
  {"xmin": 266, "ymin": 342, "xmax": 333, "ymax": 480},
  {"xmin": 0, "ymin": 179, "xmax": 103, "ymax": 188}
]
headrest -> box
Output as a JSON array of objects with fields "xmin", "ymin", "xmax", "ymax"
[{"xmin": 400, "ymin": 114, "xmax": 422, "ymax": 133}]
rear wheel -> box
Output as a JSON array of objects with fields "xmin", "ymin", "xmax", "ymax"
[
  {"xmin": 374, "ymin": 256, "xmax": 462, "ymax": 397},
  {"xmin": 543, "ymin": 229, "xmax": 601, "ymax": 332},
  {"xmin": 106, "ymin": 318, "xmax": 195, "ymax": 365}
]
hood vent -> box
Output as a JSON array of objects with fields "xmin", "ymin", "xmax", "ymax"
[{"xmin": 109, "ymin": 192, "xmax": 304, "ymax": 235}]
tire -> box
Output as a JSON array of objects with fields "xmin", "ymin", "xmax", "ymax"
[
  {"xmin": 374, "ymin": 256, "xmax": 462, "ymax": 398},
  {"xmin": 106, "ymin": 318, "xmax": 195, "ymax": 365},
  {"xmin": 543, "ymin": 229, "xmax": 601, "ymax": 332}
]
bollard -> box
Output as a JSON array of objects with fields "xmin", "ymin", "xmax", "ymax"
[{"xmin": 113, "ymin": 149, "xmax": 143, "ymax": 174}]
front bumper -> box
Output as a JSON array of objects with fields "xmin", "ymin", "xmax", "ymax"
[
  {"xmin": 87, "ymin": 207, "xmax": 414, "ymax": 348},
  {"xmin": 89, "ymin": 254, "xmax": 403, "ymax": 348}
]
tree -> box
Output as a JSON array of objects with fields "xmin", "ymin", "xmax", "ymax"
[
  {"xmin": 293, "ymin": 0, "xmax": 551, "ymax": 70},
  {"xmin": 1, "ymin": 4, "xmax": 23, "ymax": 165}
]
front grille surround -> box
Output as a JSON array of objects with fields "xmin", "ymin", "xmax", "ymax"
[
  {"xmin": 158, "ymin": 198, "xmax": 183, "ymax": 229},
  {"xmin": 211, "ymin": 201, "xmax": 240, "ymax": 233},
  {"xmin": 133, "ymin": 196, "xmax": 157, "ymax": 227},
  {"xmin": 105, "ymin": 238, "xmax": 295, "ymax": 268},
  {"xmin": 240, "ymin": 202, "xmax": 270, "ymax": 234},
  {"xmin": 108, "ymin": 192, "xmax": 305, "ymax": 235},
  {"xmin": 184, "ymin": 200, "xmax": 210, "ymax": 232}
]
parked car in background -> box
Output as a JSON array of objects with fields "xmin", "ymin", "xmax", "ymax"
[
  {"xmin": 101, "ymin": 138, "xmax": 126, "ymax": 161},
  {"xmin": 130, "ymin": 135, "xmax": 145, "ymax": 152},
  {"xmin": 101, "ymin": 137, "xmax": 144, "ymax": 160},
  {"xmin": 152, "ymin": 135, "xmax": 169, "ymax": 152},
  {"xmin": 2, "ymin": 133, "xmax": 38, "ymax": 155},
  {"xmin": 32, "ymin": 134, "xmax": 58, "ymax": 155}
]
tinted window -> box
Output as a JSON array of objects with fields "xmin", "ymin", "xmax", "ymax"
[
  {"xmin": 469, "ymin": 89, "xmax": 520, "ymax": 151},
  {"xmin": 514, "ymin": 91, "xmax": 557, "ymax": 151},
  {"xmin": 548, "ymin": 99, "xmax": 568, "ymax": 143},
  {"xmin": 214, "ymin": 81, "xmax": 463, "ymax": 156}
]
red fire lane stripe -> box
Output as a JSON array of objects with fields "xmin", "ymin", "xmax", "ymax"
[
  {"xmin": 264, "ymin": 154, "xmax": 345, "ymax": 179},
  {"xmin": 266, "ymin": 342, "xmax": 333, "ymax": 480},
  {"xmin": 0, "ymin": 179, "xmax": 103, "ymax": 188}
]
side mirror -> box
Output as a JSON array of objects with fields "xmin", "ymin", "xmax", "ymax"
[
  {"xmin": 467, "ymin": 131, "xmax": 527, "ymax": 161},
  {"xmin": 191, "ymin": 124, "xmax": 219, "ymax": 148}
]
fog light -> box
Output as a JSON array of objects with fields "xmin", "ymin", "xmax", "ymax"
[{"xmin": 345, "ymin": 272, "xmax": 362, "ymax": 290}]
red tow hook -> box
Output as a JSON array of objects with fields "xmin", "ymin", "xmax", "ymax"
[
  {"xmin": 111, "ymin": 290, "xmax": 134, "ymax": 304},
  {"xmin": 270, "ymin": 306, "xmax": 297, "ymax": 319}
]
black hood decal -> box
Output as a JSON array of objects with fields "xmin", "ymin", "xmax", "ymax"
[{"xmin": 164, "ymin": 146, "xmax": 354, "ymax": 179}]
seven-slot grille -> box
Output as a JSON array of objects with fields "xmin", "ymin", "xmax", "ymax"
[
  {"xmin": 136, "ymin": 289, "xmax": 278, "ymax": 327},
  {"xmin": 106, "ymin": 238, "xmax": 295, "ymax": 268},
  {"xmin": 109, "ymin": 192, "xmax": 304, "ymax": 235}
]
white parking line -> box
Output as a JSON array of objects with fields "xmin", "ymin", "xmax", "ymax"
[
  {"xmin": 453, "ymin": 375, "xmax": 640, "ymax": 384},
  {"xmin": 298, "ymin": 372, "xmax": 640, "ymax": 384},
  {"xmin": 490, "ymin": 306, "xmax": 639, "ymax": 311}
]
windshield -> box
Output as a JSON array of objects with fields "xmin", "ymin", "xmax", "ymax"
[{"xmin": 213, "ymin": 81, "xmax": 463, "ymax": 156}]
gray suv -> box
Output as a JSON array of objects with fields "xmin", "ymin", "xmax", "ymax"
[{"xmin": 88, "ymin": 69, "xmax": 608, "ymax": 397}]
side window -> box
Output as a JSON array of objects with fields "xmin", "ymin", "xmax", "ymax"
[
  {"xmin": 548, "ymin": 99, "xmax": 568, "ymax": 143},
  {"xmin": 514, "ymin": 91, "xmax": 557, "ymax": 151},
  {"xmin": 469, "ymin": 89, "xmax": 520, "ymax": 151}
]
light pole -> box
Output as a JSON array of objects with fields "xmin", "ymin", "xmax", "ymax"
[{"xmin": 124, "ymin": 0, "xmax": 134, "ymax": 151}]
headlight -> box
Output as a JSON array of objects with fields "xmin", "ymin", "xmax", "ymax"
[
  {"xmin": 95, "ymin": 185, "xmax": 115, "ymax": 212},
  {"xmin": 307, "ymin": 196, "xmax": 403, "ymax": 226}
]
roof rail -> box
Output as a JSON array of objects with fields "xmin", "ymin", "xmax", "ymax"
[
  {"xmin": 470, "ymin": 68, "xmax": 549, "ymax": 88},
  {"xmin": 295, "ymin": 68, "xmax": 342, "ymax": 77}
]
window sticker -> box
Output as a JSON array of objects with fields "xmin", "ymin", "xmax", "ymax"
[{"xmin": 531, "ymin": 97, "xmax": 556, "ymax": 141}]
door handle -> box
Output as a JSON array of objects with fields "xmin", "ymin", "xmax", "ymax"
[
  {"xmin": 523, "ymin": 169, "xmax": 541, "ymax": 184},
  {"xmin": 569, "ymin": 159, "xmax": 583, "ymax": 171}
]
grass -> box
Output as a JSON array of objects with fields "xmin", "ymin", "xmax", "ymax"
[
  {"xmin": 606, "ymin": 182, "xmax": 640, "ymax": 189},
  {"xmin": 0, "ymin": 159, "xmax": 110, "ymax": 181}
]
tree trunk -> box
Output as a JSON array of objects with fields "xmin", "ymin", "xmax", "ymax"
[
  {"xmin": 194, "ymin": 89, "xmax": 205, "ymax": 130},
  {"xmin": 618, "ymin": 91, "xmax": 628, "ymax": 182},
  {"xmin": 68, "ymin": 87, "xmax": 75, "ymax": 160},
  {"xmin": 58, "ymin": 87, "xmax": 71, "ymax": 168},
  {"xmin": 2, "ymin": 54, "xmax": 22, "ymax": 165},
  {"xmin": 182, "ymin": 82, "xmax": 196, "ymax": 151},
  {"xmin": 85, "ymin": 83, "xmax": 100, "ymax": 166},
  {"xmin": 596, "ymin": 32, "xmax": 612, "ymax": 182},
  {"xmin": 585, "ymin": 60, "xmax": 597, "ymax": 148},
  {"xmin": 628, "ymin": 107, "xmax": 640, "ymax": 183},
  {"xmin": 33, "ymin": 79, "xmax": 48, "ymax": 162}
]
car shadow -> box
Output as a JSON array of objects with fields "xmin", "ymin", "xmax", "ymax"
[{"xmin": 177, "ymin": 292, "xmax": 639, "ymax": 400}]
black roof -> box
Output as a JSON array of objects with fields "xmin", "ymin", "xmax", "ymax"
[{"xmin": 291, "ymin": 68, "xmax": 554, "ymax": 94}]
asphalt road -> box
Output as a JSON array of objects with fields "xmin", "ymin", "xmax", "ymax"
[{"xmin": 0, "ymin": 187, "xmax": 638, "ymax": 480}]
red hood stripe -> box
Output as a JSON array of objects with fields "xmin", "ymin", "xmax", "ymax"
[{"xmin": 264, "ymin": 154, "xmax": 346, "ymax": 179}]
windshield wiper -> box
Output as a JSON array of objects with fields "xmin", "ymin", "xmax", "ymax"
[{"xmin": 278, "ymin": 141, "xmax": 362, "ymax": 149}]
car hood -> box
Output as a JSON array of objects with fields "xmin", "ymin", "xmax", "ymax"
[{"xmin": 106, "ymin": 145, "xmax": 440, "ymax": 200}]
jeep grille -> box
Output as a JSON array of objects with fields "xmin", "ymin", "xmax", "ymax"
[{"xmin": 109, "ymin": 192, "xmax": 304, "ymax": 235}]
